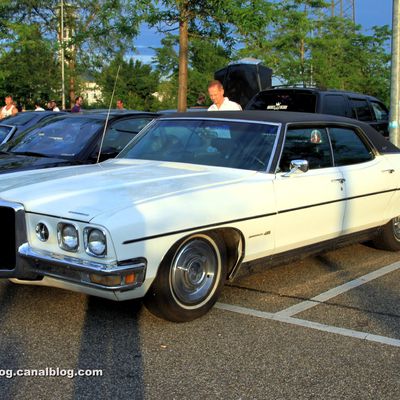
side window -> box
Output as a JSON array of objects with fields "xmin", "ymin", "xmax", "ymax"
[
  {"xmin": 102, "ymin": 117, "xmax": 154, "ymax": 154},
  {"xmin": 278, "ymin": 127, "xmax": 333, "ymax": 172},
  {"xmin": 370, "ymin": 101, "xmax": 389, "ymax": 122},
  {"xmin": 350, "ymin": 98, "xmax": 373, "ymax": 121},
  {"xmin": 322, "ymin": 95, "xmax": 347, "ymax": 116},
  {"xmin": 329, "ymin": 127, "xmax": 373, "ymax": 166}
]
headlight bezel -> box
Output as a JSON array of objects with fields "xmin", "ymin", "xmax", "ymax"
[
  {"xmin": 57, "ymin": 222, "xmax": 79, "ymax": 252},
  {"xmin": 83, "ymin": 227, "xmax": 107, "ymax": 258}
]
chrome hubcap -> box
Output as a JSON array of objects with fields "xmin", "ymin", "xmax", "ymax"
[
  {"xmin": 393, "ymin": 217, "xmax": 400, "ymax": 241},
  {"xmin": 171, "ymin": 238, "xmax": 219, "ymax": 306}
]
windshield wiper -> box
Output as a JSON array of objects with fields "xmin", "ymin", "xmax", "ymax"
[{"xmin": 12, "ymin": 151, "xmax": 51, "ymax": 158}]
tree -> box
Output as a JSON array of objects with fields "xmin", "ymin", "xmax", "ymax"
[
  {"xmin": 237, "ymin": 0, "xmax": 327, "ymax": 85},
  {"xmin": 0, "ymin": 24, "xmax": 59, "ymax": 108},
  {"xmin": 310, "ymin": 18, "xmax": 391, "ymax": 101},
  {"xmin": 237, "ymin": 0, "xmax": 391, "ymax": 103},
  {"xmin": 0, "ymin": 0, "xmax": 145, "ymax": 107},
  {"xmin": 96, "ymin": 55, "xmax": 161, "ymax": 111},
  {"xmin": 146, "ymin": 0, "xmax": 275, "ymax": 110},
  {"xmin": 153, "ymin": 33, "xmax": 231, "ymax": 108}
]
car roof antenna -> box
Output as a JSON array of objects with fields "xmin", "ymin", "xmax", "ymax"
[{"xmin": 97, "ymin": 64, "xmax": 121, "ymax": 164}]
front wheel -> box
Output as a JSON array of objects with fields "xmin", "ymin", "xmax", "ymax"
[
  {"xmin": 373, "ymin": 216, "xmax": 400, "ymax": 251},
  {"xmin": 144, "ymin": 232, "xmax": 227, "ymax": 322}
]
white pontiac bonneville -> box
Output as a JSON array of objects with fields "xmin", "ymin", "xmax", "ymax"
[{"xmin": 0, "ymin": 111, "xmax": 400, "ymax": 322}]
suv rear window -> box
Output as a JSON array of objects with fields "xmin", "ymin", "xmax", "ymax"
[{"xmin": 247, "ymin": 91, "xmax": 317, "ymax": 113}]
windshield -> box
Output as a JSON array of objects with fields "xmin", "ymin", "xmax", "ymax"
[
  {"xmin": 4, "ymin": 116, "xmax": 103, "ymax": 158},
  {"xmin": 118, "ymin": 118, "xmax": 280, "ymax": 171}
]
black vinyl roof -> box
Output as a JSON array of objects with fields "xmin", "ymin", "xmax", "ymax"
[{"xmin": 161, "ymin": 110, "xmax": 400, "ymax": 155}]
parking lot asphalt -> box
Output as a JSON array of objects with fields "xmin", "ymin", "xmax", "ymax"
[{"xmin": 0, "ymin": 243, "xmax": 399, "ymax": 400}]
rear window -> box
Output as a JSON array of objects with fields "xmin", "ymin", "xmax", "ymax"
[{"xmin": 246, "ymin": 91, "xmax": 317, "ymax": 113}]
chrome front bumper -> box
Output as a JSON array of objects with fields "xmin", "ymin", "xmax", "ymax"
[{"xmin": 17, "ymin": 243, "xmax": 147, "ymax": 291}]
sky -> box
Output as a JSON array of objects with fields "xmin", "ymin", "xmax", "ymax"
[
  {"xmin": 132, "ymin": 0, "xmax": 394, "ymax": 65},
  {"xmin": 355, "ymin": 0, "xmax": 392, "ymax": 31}
]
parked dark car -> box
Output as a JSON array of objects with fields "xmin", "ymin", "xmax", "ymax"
[
  {"xmin": 0, "ymin": 111, "xmax": 158, "ymax": 173},
  {"xmin": 246, "ymin": 87, "xmax": 389, "ymax": 137},
  {"xmin": 0, "ymin": 111, "xmax": 67, "ymax": 144}
]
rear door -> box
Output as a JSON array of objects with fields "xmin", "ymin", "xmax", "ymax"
[{"xmin": 329, "ymin": 126, "xmax": 396, "ymax": 233}]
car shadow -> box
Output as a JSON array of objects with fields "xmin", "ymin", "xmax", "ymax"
[
  {"xmin": 0, "ymin": 281, "xmax": 146, "ymax": 399},
  {"xmin": 72, "ymin": 296, "xmax": 145, "ymax": 399}
]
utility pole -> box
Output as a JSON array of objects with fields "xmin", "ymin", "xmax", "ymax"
[
  {"xmin": 60, "ymin": 0, "xmax": 66, "ymax": 110},
  {"xmin": 390, "ymin": 0, "xmax": 400, "ymax": 146}
]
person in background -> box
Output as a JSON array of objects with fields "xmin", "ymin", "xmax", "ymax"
[
  {"xmin": 116, "ymin": 99, "xmax": 125, "ymax": 110},
  {"xmin": 71, "ymin": 96, "xmax": 83, "ymax": 113},
  {"xmin": 207, "ymin": 80, "xmax": 242, "ymax": 111},
  {"xmin": 49, "ymin": 100, "xmax": 60, "ymax": 112},
  {"xmin": 0, "ymin": 95, "xmax": 18, "ymax": 119},
  {"xmin": 194, "ymin": 93, "xmax": 206, "ymax": 107},
  {"xmin": 34, "ymin": 102, "xmax": 45, "ymax": 111}
]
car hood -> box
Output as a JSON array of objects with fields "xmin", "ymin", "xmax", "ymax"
[
  {"xmin": 0, "ymin": 153, "xmax": 73, "ymax": 172},
  {"xmin": 0, "ymin": 159, "xmax": 259, "ymax": 221}
]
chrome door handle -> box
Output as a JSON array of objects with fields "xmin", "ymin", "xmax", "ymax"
[
  {"xmin": 382, "ymin": 169, "xmax": 395, "ymax": 174},
  {"xmin": 331, "ymin": 178, "xmax": 346, "ymax": 183}
]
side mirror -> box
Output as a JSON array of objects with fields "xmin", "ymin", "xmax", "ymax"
[{"xmin": 283, "ymin": 159, "xmax": 309, "ymax": 177}]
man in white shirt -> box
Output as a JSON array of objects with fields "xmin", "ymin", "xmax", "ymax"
[{"xmin": 207, "ymin": 80, "xmax": 242, "ymax": 111}]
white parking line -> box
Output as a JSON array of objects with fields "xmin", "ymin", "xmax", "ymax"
[
  {"xmin": 215, "ymin": 302, "xmax": 400, "ymax": 347},
  {"xmin": 216, "ymin": 261, "xmax": 400, "ymax": 348},
  {"xmin": 275, "ymin": 261, "xmax": 400, "ymax": 317}
]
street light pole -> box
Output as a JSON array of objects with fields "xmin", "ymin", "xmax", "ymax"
[
  {"xmin": 390, "ymin": 0, "xmax": 400, "ymax": 146},
  {"xmin": 60, "ymin": 0, "xmax": 66, "ymax": 110}
]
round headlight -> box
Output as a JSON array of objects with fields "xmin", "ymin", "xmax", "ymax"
[
  {"xmin": 58, "ymin": 223, "xmax": 79, "ymax": 251},
  {"xmin": 86, "ymin": 229, "xmax": 106, "ymax": 256},
  {"xmin": 35, "ymin": 223, "xmax": 49, "ymax": 242}
]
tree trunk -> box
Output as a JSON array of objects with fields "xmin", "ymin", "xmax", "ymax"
[
  {"xmin": 300, "ymin": 38, "xmax": 305, "ymax": 86},
  {"xmin": 177, "ymin": 2, "xmax": 189, "ymax": 112},
  {"xmin": 69, "ymin": 58, "xmax": 75, "ymax": 108}
]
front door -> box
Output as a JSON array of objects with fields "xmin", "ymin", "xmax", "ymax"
[{"xmin": 273, "ymin": 126, "xmax": 346, "ymax": 253}]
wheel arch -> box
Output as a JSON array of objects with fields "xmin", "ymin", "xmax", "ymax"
[{"xmin": 154, "ymin": 227, "xmax": 245, "ymax": 281}]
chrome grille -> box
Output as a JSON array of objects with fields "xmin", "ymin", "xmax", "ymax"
[{"xmin": 0, "ymin": 205, "xmax": 16, "ymax": 270}]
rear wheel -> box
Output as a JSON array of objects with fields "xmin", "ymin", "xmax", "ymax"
[
  {"xmin": 144, "ymin": 232, "xmax": 226, "ymax": 322},
  {"xmin": 373, "ymin": 216, "xmax": 400, "ymax": 251}
]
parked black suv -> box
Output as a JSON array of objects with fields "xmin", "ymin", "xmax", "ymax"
[{"xmin": 245, "ymin": 87, "xmax": 389, "ymax": 137}]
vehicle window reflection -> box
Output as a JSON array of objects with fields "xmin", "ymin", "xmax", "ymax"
[
  {"xmin": 278, "ymin": 127, "xmax": 333, "ymax": 172},
  {"xmin": 8, "ymin": 117, "xmax": 103, "ymax": 158},
  {"xmin": 119, "ymin": 119, "xmax": 279, "ymax": 171},
  {"xmin": 329, "ymin": 127, "xmax": 374, "ymax": 166}
]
